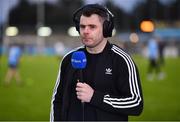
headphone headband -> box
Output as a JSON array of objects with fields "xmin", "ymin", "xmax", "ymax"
[{"xmin": 73, "ymin": 4, "xmax": 114, "ymax": 22}]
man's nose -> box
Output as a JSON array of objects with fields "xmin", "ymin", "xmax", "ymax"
[{"xmin": 83, "ymin": 27, "xmax": 90, "ymax": 33}]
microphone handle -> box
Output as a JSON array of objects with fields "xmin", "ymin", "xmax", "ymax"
[
  {"xmin": 79, "ymin": 69, "xmax": 83, "ymax": 83},
  {"xmin": 78, "ymin": 69, "xmax": 85, "ymax": 121}
]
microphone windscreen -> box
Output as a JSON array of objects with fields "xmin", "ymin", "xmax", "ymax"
[{"xmin": 71, "ymin": 51, "xmax": 87, "ymax": 69}]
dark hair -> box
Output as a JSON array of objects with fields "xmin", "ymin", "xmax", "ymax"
[{"xmin": 81, "ymin": 6, "xmax": 108, "ymax": 21}]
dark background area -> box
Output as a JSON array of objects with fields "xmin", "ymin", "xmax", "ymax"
[{"xmin": 6, "ymin": 0, "xmax": 180, "ymax": 32}]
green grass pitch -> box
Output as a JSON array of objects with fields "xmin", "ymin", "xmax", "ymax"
[{"xmin": 0, "ymin": 55, "xmax": 180, "ymax": 121}]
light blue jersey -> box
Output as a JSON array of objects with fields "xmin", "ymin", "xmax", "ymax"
[
  {"xmin": 148, "ymin": 38, "xmax": 158, "ymax": 59},
  {"xmin": 8, "ymin": 46, "xmax": 21, "ymax": 66}
]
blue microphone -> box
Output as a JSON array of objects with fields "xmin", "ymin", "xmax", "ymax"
[{"xmin": 71, "ymin": 51, "xmax": 87, "ymax": 82}]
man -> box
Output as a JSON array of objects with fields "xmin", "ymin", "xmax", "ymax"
[
  {"xmin": 4, "ymin": 43, "xmax": 22, "ymax": 85},
  {"xmin": 50, "ymin": 4, "xmax": 143, "ymax": 121},
  {"xmin": 147, "ymin": 35, "xmax": 164, "ymax": 80}
]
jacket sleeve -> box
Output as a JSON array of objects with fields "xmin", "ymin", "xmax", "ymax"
[
  {"xmin": 50, "ymin": 58, "xmax": 66, "ymax": 121},
  {"xmin": 90, "ymin": 52, "xmax": 143, "ymax": 116}
]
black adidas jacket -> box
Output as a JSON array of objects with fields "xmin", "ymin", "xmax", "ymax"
[{"xmin": 50, "ymin": 41, "xmax": 143, "ymax": 121}]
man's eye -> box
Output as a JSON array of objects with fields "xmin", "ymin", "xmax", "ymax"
[
  {"xmin": 80, "ymin": 25, "xmax": 85, "ymax": 29},
  {"xmin": 90, "ymin": 25, "xmax": 96, "ymax": 29}
]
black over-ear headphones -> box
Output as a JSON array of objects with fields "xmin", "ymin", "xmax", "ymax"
[{"xmin": 73, "ymin": 4, "xmax": 114, "ymax": 38}]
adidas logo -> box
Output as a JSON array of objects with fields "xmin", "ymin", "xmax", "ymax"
[{"xmin": 105, "ymin": 68, "xmax": 112, "ymax": 75}]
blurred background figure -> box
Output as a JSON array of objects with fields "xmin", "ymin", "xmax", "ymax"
[
  {"xmin": 4, "ymin": 43, "xmax": 22, "ymax": 86},
  {"xmin": 147, "ymin": 35, "xmax": 165, "ymax": 81},
  {"xmin": 158, "ymin": 37, "xmax": 166, "ymax": 67},
  {"xmin": 54, "ymin": 41, "xmax": 65, "ymax": 59}
]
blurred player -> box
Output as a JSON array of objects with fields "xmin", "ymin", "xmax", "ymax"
[
  {"xmin": 4, "ymin": 43, "xmax": 22, "ymax": 85},
  {"xmin": 147, "ymin": 35, "xmax": 165, "ymax": 80}
]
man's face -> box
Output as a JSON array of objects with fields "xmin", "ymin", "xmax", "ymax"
[{"xmin": 79, "ymin": 14, "xmax": 104, "ymax": 48}]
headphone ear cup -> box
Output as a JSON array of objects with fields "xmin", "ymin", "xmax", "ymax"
[
  {"xmin": 103, "ymin": 20, "xmax": 109, "ymax": 38},
  {"xmin": 75, "ymin": 21, "xmax": 80, "ymax": 33},
  {"xmin": 103, "ymin": 20, "xmax": 113, "ymax": 38},
  {"xmin": 109, "ymin": 20, "xmax": 114, "ymax": 37}
]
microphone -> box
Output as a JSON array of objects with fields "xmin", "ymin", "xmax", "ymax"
[{"xmin": 71, "ymin": 51, "xmax": 87, "ymax": 82}]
